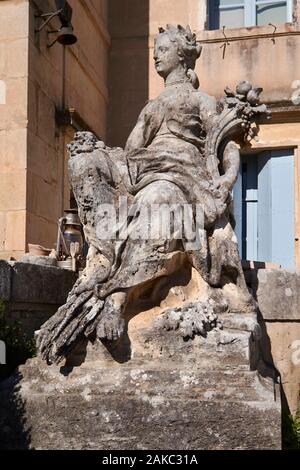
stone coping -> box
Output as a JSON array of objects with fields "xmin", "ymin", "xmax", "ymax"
[{"xmin": 0, "ymin": 260, "xmax": 77, "ymax": 305}]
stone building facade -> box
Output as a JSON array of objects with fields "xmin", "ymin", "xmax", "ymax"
[
  {"xmin": 0, "ymin": 0, "xmax": 109, "ymax": 259},
  {"xmin": 1, "ymin": 0, "xmax": 300, "ymax": 268}
]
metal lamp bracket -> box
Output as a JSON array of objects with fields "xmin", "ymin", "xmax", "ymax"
[{"xmin": 35, "ymin": 9, "xmax": 63, "ymax": 33}]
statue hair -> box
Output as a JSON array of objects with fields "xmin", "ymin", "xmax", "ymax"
[{"xmin": 157, "ymin": 24, "xmax": 202, "ymax": 89}]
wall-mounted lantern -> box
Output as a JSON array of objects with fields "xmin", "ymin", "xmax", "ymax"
[{"xmin": 35, "ymin": 0, "xmax": 77, "ymax": 48}]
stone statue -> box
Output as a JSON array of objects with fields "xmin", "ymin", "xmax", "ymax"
[{"xmin": 37, "ymin": 25, "xmax": 269, "ymax": 364}]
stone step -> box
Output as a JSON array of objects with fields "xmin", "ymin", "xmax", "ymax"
[
  {"xmin": 0, "ymin": 358, "xmax": 281, "ymax": 450},
  {"xmin": 17, "ymin": 357, "xmax": 276, "ymax": 404}
]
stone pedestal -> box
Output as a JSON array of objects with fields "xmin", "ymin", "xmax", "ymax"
[{"xmin": 0, "ymin": 308, "xmax": 281, "ymax": 450}]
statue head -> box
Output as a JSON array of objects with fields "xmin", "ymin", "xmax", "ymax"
[{"xmin": 154, "ymin": 24, "xmax": 202, "ymax": 88}]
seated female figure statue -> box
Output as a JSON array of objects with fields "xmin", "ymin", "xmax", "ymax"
[{"xmin": 37, "ymin": 25, "xmax": 267, "ymax": 364}]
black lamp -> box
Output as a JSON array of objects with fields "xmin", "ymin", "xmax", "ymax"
[{"xmin": 35, "ymin": 0, "xmax": 77, "ymax": 48}]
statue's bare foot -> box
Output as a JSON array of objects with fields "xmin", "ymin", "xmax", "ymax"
[
  {"xmin": 96, "ymin": 292, "xmax": 126, "ymax": 341},
  {"xmin": 97, "ymin": 313, "xmax": 125, "ymax": 341}
]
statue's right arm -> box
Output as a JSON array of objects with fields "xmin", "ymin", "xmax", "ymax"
[
  {"xmin": 125, "ymin": 100, "xmax": 157, "ymax": 152},
  {"xmin": 125, "ymin": 113, "xmax": 148, "ymax": 151}
]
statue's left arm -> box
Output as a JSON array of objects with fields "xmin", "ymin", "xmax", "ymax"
[
  {"xmin": 214, "ymin": 140, "xmax": 240, "ymax": 199},
  {"xmin": 204, "ymin": 83, "xmax": 270, "ymax": 207},
  {"xmin": 199, "ymin": 92, "xmax": 240, "ymax": 201}
]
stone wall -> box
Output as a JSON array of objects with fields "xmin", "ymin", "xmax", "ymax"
[
  {"xmin": 0, "ymin": 0, "xmax": 109, "ymax": 259},
  {"xmin": 150, "ymin": 0, "xmax": 300, "ymax": 104},
  {"xmin": 26, "ymin": 0, "xmax": 109, "ymax": 253},
  {"xmin": 197, "ymin": 21, "xmax": 300, "ymax": 104},
  {"xmin": 0, "ymin": 0, "xmax": 29, "ymax": 260},
  {"xmin": 107, "ymin": 0, "xmax": 150, "ymax": 148},
  {"xmin": 0, "ymin": 259, "xmax": 77, "ymax": 339},
  {"xmin": 257, "ymin": 268, "xmax": 300, "ymax": 415}
]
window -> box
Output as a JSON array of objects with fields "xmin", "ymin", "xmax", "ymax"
[
  {"xmin": 208, "ymin": 0, "xmax": 293, "ymax": 30},
  {"xmin": 233, "ymin": 149, "xmax": 295, "ymax": 268}
]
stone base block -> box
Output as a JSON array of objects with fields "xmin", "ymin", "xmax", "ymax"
[{"xmin": 0, "ymin": 311, "xmax": 281, "ymax": 450}]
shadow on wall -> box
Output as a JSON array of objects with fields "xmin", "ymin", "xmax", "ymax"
[{"xmin": 107, "ymin": 0, "xmax": 149, "ymax": 148}]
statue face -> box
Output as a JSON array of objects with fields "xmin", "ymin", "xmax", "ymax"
[{"xmin": 154, "ymin": 34, "xmax": 181, "ymax": 78}]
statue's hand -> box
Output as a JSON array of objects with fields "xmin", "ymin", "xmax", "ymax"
[
  {"xmin": 213, "ymin": 175, "xmax": 231, "ymax": 202},
  {"xmin": 73, "ymin": 264, "xmax": 110, "ymax": 295}
]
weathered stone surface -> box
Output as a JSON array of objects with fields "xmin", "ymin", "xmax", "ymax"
[
  {"xmin": 0, "ymin": 261, "xmax": 77, "ymax": 339},
  {"xmin": 256, "ymin": 268, "xmax": 300, "ymax": 414},
  {"xmin": 257, "ymin": 269, "xmax": 300, "ymax": 320},
  {"xmin": 0, "ymin": 259, "xmax": 12, "ymax": 301},
  {"xmin": 157, "ymin": 300, "xmax": 220, "ymax": 338},
  {"xmin": 10, "ymin": 262, "xmax": 77, "ymax": 305},
  {"xmin": 0, "ymin": 309, "xmax": 281, "ymax": 450},
  {"xmin": 263, "ymin": 321, "xmax": 300, "ymax": 415},
  {"xmin": 19, "ymin": 255, "xmax": 57, "ymax": 267}
]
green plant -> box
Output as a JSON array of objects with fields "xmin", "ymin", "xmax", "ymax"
[
  {"xmin": 282, "ymin": 403, "xmax": 300, "ymax": 450},
  {"xmin": 0, "ymin": 300, "xmax": 36, "ymax": 381}
]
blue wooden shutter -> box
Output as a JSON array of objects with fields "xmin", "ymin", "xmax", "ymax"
[
  {"xmin": 257, "ymin": 151, "xmax": 272, "ymax": 262},
  {"xmin": 257, "ymin": 148, "xmax": 295, "ymax": 268},
  {"xmin": 233, "ymin": 148, "xmax": 295, "ymax": 268}
]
